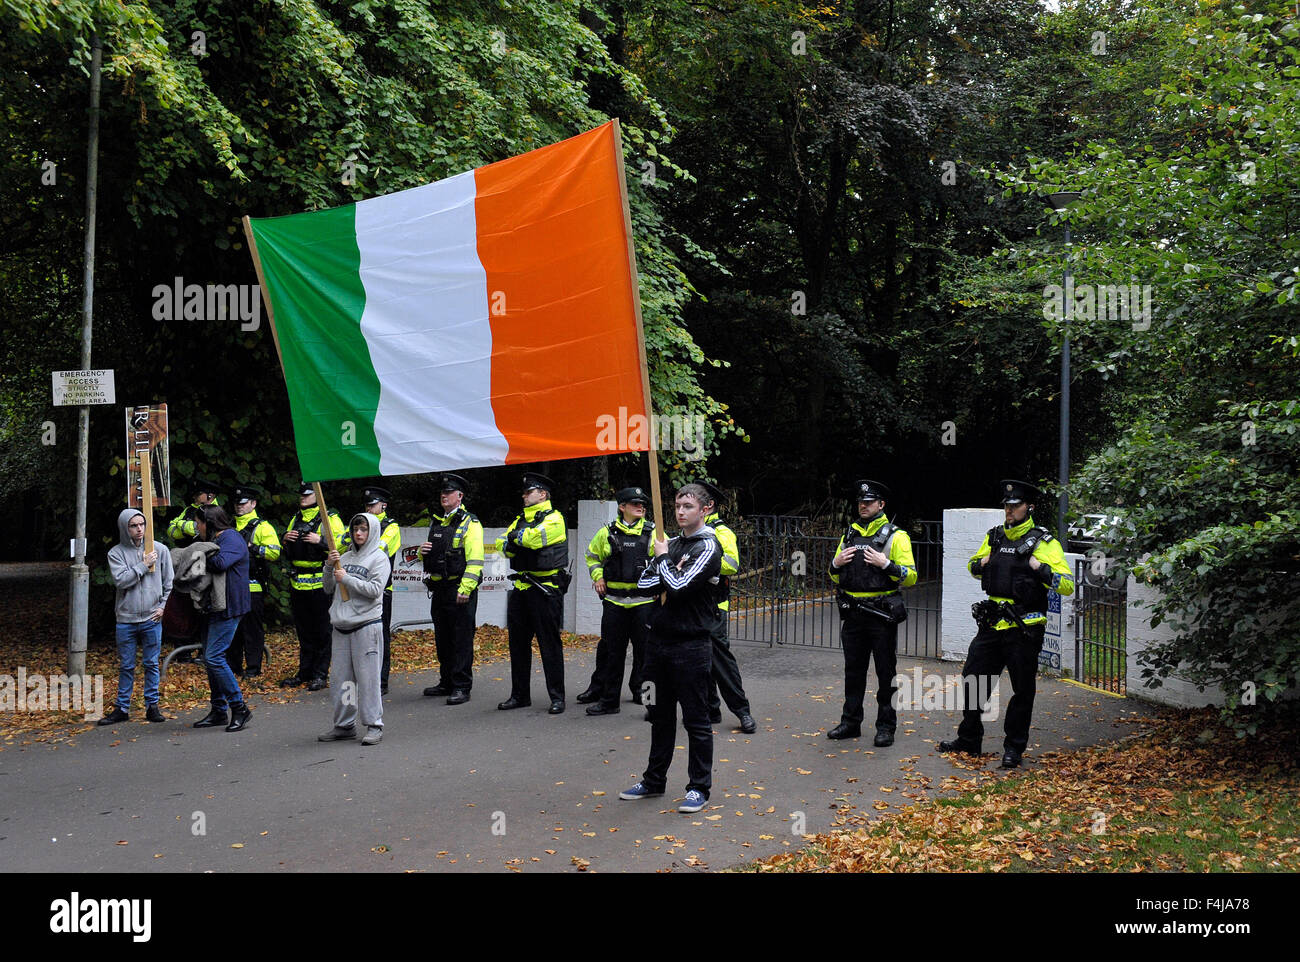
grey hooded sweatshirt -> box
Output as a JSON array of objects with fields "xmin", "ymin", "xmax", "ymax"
[
  {"xmin": 324, "ymin": 513, "xmax": 392, "ymax": 631},
  {"xmin": 108, "ymin": 508, "xmax": 175, "ymax": 624}
]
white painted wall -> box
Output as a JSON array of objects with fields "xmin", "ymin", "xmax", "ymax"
[
  {"xmin": 575, "ymin": 500, "xmax": 619, "ymax": 636},
  {"xmin": 940, "ymin": 508, "xmax": 1002, "ymax": 661},
  {"xmin": 388, "ymin": 501, "xmax": 613, "ymax": 637},
  {"xmin": 1125, "ymin": 577, "xmax": 1226, "ymax": 708}
]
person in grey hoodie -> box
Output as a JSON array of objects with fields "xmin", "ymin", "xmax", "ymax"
[
  {"xmin": 101, "ymin": 509, "xmax": 174, "ymax": 725},
  {"xmin": 319, "ymin": 513, "xmax": 391, "ymax": 746}
]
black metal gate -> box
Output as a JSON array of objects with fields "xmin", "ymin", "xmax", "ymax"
[
  {"xmin": 1072, "ymin": 557, "xmax": 1127, "ymax": 693},
  {"xmin": 726, "ymin": 516, "xmax": 942, "ymax": 658}
]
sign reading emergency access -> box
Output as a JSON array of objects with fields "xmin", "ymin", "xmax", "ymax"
[{"xmin": 52, "ymin": 369, "xmax": 116, "ymax": 406}]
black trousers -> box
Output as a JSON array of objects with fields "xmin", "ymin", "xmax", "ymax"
[
  {"xmin": 431, "ymin": 582, "xmax": 478, "ymax": 691},
  {"xmin": 227, "ymin": 591, "xmax": 265, "ymax": 674},
  {"xmin": 290, "ymin": 588, "xmax": 332, "ymax": 681},
  {"xmin": 955, "ymin": 623, "xmax": 1045, "ymax": 754},
  {"xmin": 707, "ymin": 610, "xmax": 750, "ymax": 718},
  {"xmin": 381, "ymin": 589, "xmax": 393, "ymax": 688},
  {"xmin": 587, "ymin": 600, "xmax": 649, "ymax": 707},
  {"xmin": 506, "ymin": 586, "xmax": 565, "ymax": 703},
  {"xmin": 643, "ymin": 635, "xmax": 713, "ymax": 796},
  {"xmin": 838, "ymin": 611, "xmax": 898, "ymax": 730}
]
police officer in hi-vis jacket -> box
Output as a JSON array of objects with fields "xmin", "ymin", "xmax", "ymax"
[
  {"xmin": 495, "ymin": 472, "xmax": 569, "ymax": 715},
  {"xmin": 577, "ymin": 486, "xmax": 655, "ymax": 716},
  {"xmin": 419, "ymin": 473, "xmax": 484, "ymax": 705},
  {"xmin": 827, "ymin": 480, "xmax": 917, "ymax": 747},
  {"xmin": 939, "ymin": 480, "xmax": 1075, "ymax": 769}
]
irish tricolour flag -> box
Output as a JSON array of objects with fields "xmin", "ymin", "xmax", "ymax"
[{"xmin": 246, "ymin": 121, "xmax": 649, "ymax": 482}]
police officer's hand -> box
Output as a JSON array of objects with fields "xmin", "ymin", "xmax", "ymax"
[
  {"xmin": 594, "ymin": 578, "xmax": 606, "ymax": 598},
  {"xmin": 456, "ymin": 591, "xmax": 469, "ymax": 605},
  {"xmin": 305, "ymin": 531, "xmax": 322, "ymax": 544},
  {"xmin": 326, "ymin": 548, "xmax": 341, "ymax": 564},
  {"xmin": 861, "ymin": 546, "xmax": 890, "ymax": 569},
  {"xmin": 418, "ymin": 540, "xmax": 432, "ymax": 555},
  {"xmin": 833, "ymin": 546, "xmax": 858, "ymax": 567},
  {"xmin": 1029, "ymin": 556, "xmax": 1042, "ymax": 570},
  {"xmin": 143, "ymin": 549, "xmax": 158, "ymax": 567},
  {"xmin": 284, "ymin": 529, "xmax": 299, "ymax": 542}
]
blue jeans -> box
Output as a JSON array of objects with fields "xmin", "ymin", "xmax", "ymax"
[
  {"xmin": 115, "ymin": 620, "xmax": 162, "ymax": 710},
  {"xmin": 204, "ymin": 615, "xmax": 245, "ymax": 711}
]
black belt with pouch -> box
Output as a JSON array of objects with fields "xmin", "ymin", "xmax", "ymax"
[{"xmin": 838, "ymin": 591, "xmax": 907, "ymax": 624}]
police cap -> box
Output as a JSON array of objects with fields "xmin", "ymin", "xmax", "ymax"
[
  {"xmin": 614, "ymin": 486, "xmax": 650, "ymax": 506},
  {"xmin": 297, "ymin": 481, "xmax": 316, "ymax": 497},
  {"xmin": 362, "ymin": 486, "xmax": 391, "ymax": 506},
  {"xmin": 999, "ymin": 479, "xmax": 1043, "ymax": 505},
  {"xmin": 522, "ymin": 472, "xmax": 555, "ymax": 495},
  {"xmin": 693, "ymin": 480, "xmax": 725, "ymax": 510},
  {"xmin": 440, "ymin": 473, "xmax": 469, "ymax": 495},
  {"xmin": 191, "ymin": 477, "xmax": 222, "ymax": 498},
  {"xmin": 231, "ymin": 484, "xmax": 262, "ymax": 505},
  {"xmin": 853, "ymin": 479, "xmax": 892, "ymax": 503}
]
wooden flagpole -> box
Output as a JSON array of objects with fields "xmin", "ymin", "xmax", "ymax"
[
  {"xmin": 311, "ymin": 483, "xmax": 349, "ymax": 602},
  {"xmin": 241, "ymin": 215, "xmax": 285, "ymax": 371},
  {"xmin": 610, "ymin": 118, "xmax": 667, "ymax": 541},
  {"xmin": 139, "ymin": 447, "xmax": 155, "ymax": 570}
]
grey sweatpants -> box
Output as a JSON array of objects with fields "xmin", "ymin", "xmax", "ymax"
[{"xmin": 330, "ymin": 621, "xmax": 384, "ymax": 733}]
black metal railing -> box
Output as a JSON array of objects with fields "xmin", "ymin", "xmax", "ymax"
[{"xmin": 1072, "ymin": 557, "xmax": 1128, "ymax": 693}]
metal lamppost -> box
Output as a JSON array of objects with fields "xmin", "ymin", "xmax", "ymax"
[
  {"xmin": 1040, "ymin": 191, "xmax": 1080, "ymax": 545},
  {"xmin": 69, "ymin": 33, "xmax": 102, "ymax": 677}
]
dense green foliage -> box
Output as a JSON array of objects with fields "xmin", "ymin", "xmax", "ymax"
[
  {"xmin": 1033, "ymin": 1, "xmax": 1300, "ymax": 726},
  {"xmin": 1, "ymin": 0, "xmax": 731, "ymax": 561}
]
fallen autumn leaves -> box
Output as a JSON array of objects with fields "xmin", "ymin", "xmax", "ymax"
[
  {"xmin": 746, "ymin": 707, "xmax": 1300, "ymax": 873},
  {"xmin": 0, "ymin": 624, "xmax": 597, "ymax": 746}
]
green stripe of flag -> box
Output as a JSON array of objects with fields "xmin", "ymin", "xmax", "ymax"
[{"xmin": 251, "ymin": 204, "xmax": 382, "ymax": 479}]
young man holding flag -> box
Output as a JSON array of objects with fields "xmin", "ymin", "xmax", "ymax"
[{"xmin": 620, "ymin": 483, "xmax": 721, "ymax": 815}]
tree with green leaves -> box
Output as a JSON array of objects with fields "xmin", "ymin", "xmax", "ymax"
[
  {"xmin": 1, "ymin": 0, "xmax": 737, "ymax": 582},
  {"xmin": 986, "ymin": 0, "xmax": 1300, "ymax": 728}
]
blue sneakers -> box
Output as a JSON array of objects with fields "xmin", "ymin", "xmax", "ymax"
[
  {"xmin": 619, "ymin": 782, "xmax": 665, "ymax": 800},
  {"xmin": 678, "ymin": 790, "xmax": 707, "ymax": 814}
]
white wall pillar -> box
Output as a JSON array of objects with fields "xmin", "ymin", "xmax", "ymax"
[
  {"xmin": 575, "ymin": 499, "xmax": 618, "ymax": 636},
  {"xmin": 940, "ymin": 508, "xmax": 1002, "ymax": 661}
]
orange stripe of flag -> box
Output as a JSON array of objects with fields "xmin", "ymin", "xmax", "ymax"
[{"xmin": 474, "ymin": 122, "xmax": 649, "ymax": 464}]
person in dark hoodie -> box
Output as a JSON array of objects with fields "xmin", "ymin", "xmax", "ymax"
[
  {"xmin": 100, "ymin": 509, "xmax": 175, "ymax": 725},
  {"xmin": 191, "ymin": 505, "xmax": 253, "ymax": 732},
  {"xmin": 319, "ymin": 513, "xmax": 391, "ymax": 746},
  {"xmin": 618, "ymin": 483, "xmax": 722, "ymax": 815}
]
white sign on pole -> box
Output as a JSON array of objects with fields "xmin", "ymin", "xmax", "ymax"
[{"xmin": 52, "ymin": 369, "xmax": 116, "ymax": 406}]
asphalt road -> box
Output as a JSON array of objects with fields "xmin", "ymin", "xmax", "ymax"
[{"xmin": 1, "ymin": 641, "xmax": 1143, "ymax": 873}]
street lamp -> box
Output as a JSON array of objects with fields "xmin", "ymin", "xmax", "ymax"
[{"xmin": 1040, "ymin": 190, "xmax": 1081, "ymax": 545}]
